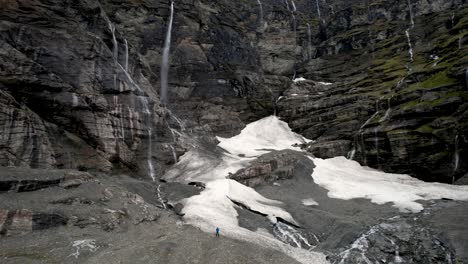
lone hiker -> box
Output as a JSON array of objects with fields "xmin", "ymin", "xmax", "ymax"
[{"xmin": 215, "ymin": 227, "xmax": 220, "ymax": 237}]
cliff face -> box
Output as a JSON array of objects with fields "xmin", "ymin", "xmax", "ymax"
[{"xmin": 0, "ymin": 0, "xmax": 467, "ymax": 182}]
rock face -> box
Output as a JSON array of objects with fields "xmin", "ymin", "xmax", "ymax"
[
  {"xmin": 276, "ymin": 0, "xmax": 468, "ymax": 182},
  {"xmin": 0, "ymin": 0, "xmax": 467, "ymax": 182},
  {"xmin": 230, "ymin": 150, "xmax": 312, "ymax": 187}
]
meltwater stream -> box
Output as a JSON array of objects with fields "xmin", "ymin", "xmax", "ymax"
[{"xmin": 273, "ymin": 222, "xmax": 318, "ymax": 250}]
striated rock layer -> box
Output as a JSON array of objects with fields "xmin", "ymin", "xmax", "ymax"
[{"xmin": 0, "ymin": 0, "xmax": 467, "ymax": 182}]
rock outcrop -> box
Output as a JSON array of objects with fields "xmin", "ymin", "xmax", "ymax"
[{"xmin": 229, "ymin": 149, "xmax": 312, "ymax": 187}]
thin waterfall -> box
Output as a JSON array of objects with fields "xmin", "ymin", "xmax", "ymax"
[
  {"xmin": 290, "ymin": 0, "xmax": 297, "ymax": 33},
  {"xmin": 405, "ymin": 29, "xmax": 414, "ymax": 62},
  {"xmin": 405, "ymin": 0, "xmax": 415, "ymax": 64},
  {"xmin": 315, "ymin": 0, "xmax": 321, "ymax": 18},
  {"xmin": 291, "ymin": 0, "xmax": 296, "ymax": 11},
  {"xmin": 390, "ymin": 239, "xmax": 405, "ymax": 263},
  {"xmin": 108, "ymin": 21, "xmax": 118, "ymax": 62},
  {"xmin": 124, "ymin": 39, "xmax": 129, "ymax": 71},
  {"xmin": 454, "ymin": 134, "xmax": 459, "ymax": 174},
  {"xmin": 147, "ymin": 128, "xmax": 156, "ymax": 181},
  {"xmin": 160, "ymin": 1, "xmax": 175, "ymax": 105},
  {"xmin": 169, "ymin": 145, "xmax": 178, "ymax": 164},
  {"xmin": 451, "ymin": 11, "xmax": 455, "ymax": 28},
  {"xmin": 407, "ymin": 0, "xmax": 414, "ymax": 28},
  {"xmin": 256, "ymin": 0, "xmax": 264, "ymax": 27},
  {"xmin": 284, "ymin": 0, "xmax": 290, "ymax": 11},
  {"xmin": 374, "ymin": 127, "xmax": 380, "ymax": 167},
  {"xmin": 380, "ymin": 96, "xmax": 392, "ymax": 122},
  {"xmin": 307, "ymin": 23, "xmax": 312, "ymax": 60},
  {"xmin": 141, "ymin": 96, "xmax": 156, "ymax": 181},
  {"xmin": 347, "ymin": 148, "xmax": 356, "ymax": 160}
]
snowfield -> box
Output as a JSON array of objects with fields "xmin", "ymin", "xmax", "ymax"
[{"xmin": 165, "ymin": 115, "xmax": 468, "ymax": 264}]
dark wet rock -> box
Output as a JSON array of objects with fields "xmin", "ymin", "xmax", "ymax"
[{"xmin": 0, "ymin": 209, "xmax": 67, "ymax": 236}]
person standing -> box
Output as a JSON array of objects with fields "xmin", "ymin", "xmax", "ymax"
[{"xmin": 215, "ymin": 227, "xmax": 220, "ymax": 237}]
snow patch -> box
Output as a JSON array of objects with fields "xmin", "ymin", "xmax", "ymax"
[
  {"xmin": 175, "ymin": 116, "xmax": 326, "ymax": 263},
  {"xmin": 293, "ymin": 77, "xmax": 307, "ymax": 83},
  {"xmin": 302, "ymin": 198, "xmax": 319, "ymax": 206},
  {"xmin": 217, "ymin": 116, "xmax": 308, "ymax": 157},
  {"xmin": 311, "ymin": 157, "xmax": 468, "ymax": 212}
]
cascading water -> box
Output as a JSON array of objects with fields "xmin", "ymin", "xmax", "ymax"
[
  {"xmin": 272, "ymin": 222, "xmax": 317, "ymax": 249},
  {"xmin": 291, "ymin": 0, "xmax": 296, "ymax": 11},
  {"xmin": 405, "ymin": 29, "xmax": 414, "ymax": 62},
  {"xmin": 147, "ymin": 128, "xmax": 156, "ymax": 181},
  {"xmin": 160, "ymin": 1, "xmax": 175, "ymax": 105},
  {"xmin": 374, "ymin": 127, "xmax": 380, "ymax": 167},
  {"xmin": 290, "ymin": 0, "xmax": 297, "ymax": 33},
  {"xmin": 390, "ymin": 240, "xmax": 405, "ymax": 263},
  {"xmin": 405, "ymin": 0, "xmax": 415, "ymax": 64},
  {"xmin": 315, "ymin": 0, "xmax": 321, "ymax": 18},
  {"xmin": 337, "ymin": 228, "xmax": 376, "ymax": 264},
  {"xmin": 256, "ymin": 0, "xmax": 264, "ymax": 28},
  {"xmin": 124, "ymin": 39, "xmax": 129, "ymax": 71},
  {"xmin": 284, "ymin": 0, "xmax": 290, "ymax": 11},
  {"xmin": 156, "ymin": 184, "xmax": 167, "ymax": 209},
  {"xmin": 407, "ymin": 0, "xmax": 414, "ymax": 28},
  {"xmin": 453, "ymin": 134, "xmax": 459, "ymax": 174},
  {"xmin": 108, "ymin": 21, "xmax": 118, "ymax": 62},
  {"xmin": 307, "ymin": 23, "xmax": 313, "ymax": 60},
  {"xmin": 102, "ymin": 11, "xmax": 159, "ymax": 191},
  {"xmin": 356, "ymin": 101, "xmax": 380, "ymax": 165},
  {"xmin": 380, "ymin": 96, "xmax": 392, "ymax": 122},
  {"xmin": 347, "ymin": 148, "xmax": 356, "ymax": 160}
]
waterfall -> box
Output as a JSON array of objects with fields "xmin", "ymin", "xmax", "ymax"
[
  {"xmin": 451, "ymin": 11, "xmax": 455, "ymax": 28},
  {"xmin": 107, "ymin": 21, "xmax": 118, "ymax": 62},
  {"xmin": 256, "ymin": 0, "xmax": 264, "ymax": 27},
  {"xmin": 160, "ymin": 1, "xmax": 175, "ymax": 105},
  {"xmin": 140, "ymin": 96, "xmax": 155, "ymax": 181},
  {"xmin": 315, "ymin": 0, "xmax": 321, "ymax": 18},
  {"xmin": 169, "ymin": 145, "xmax": 178, "ymax": 164},
  {"xmin": 389, "ymin": 239, "xmax": 405, "ymax": 263},
  {"xmin": 72, "ymin": 93, "xmax": 79, "ymax": 107},
  {"xmin": 337, "ymin": 228, "xmax": 376, "ymax": 264},
  {"xmin": 289, "ymin": 0, "xmax": 297, "ymax": 33},
  {"xmin": 380, "ymin": 97, "xmax": 392, "ymax": 122},
  {"xmin": 147, "ymin": 128, "xmax": 156, "ymax": 181},
  {"xmin": 291, "ymin": 0, "xmax": 296, "ymax": 12},
  {"xmin": 374, "ymin": 128, "xmax": 380, "ymax": 167},
  {"xmin": 347, "ymin": 148, "xmax": 356, "ymax": 160},
  {"xmin": 273, "ymin": 222, "xmax": 316, "ymax": 249},
  {"xmin": 307, "ymin": 23, "xmax": 313, "ymax": 60},
  {"xmin": 407, "ymin": 0, "xmax": 414, "ymax": 28},
  {"xmin": 454, "ymin": 134, "xmax": 459, "ymax": 174},
  {"xmin": 284, "ymin": 0, "xmax": 290, "ymax": 11},
  {"xmin": 124, "ymin": 39, "xmax": 129, "ymax": 71},
  {"xmin": 405, "ymin": 29, "xmax": 414, "ymax": 62}
]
